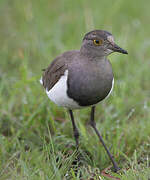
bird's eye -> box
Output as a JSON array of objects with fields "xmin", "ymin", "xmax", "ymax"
[{"xmin": 93, "ymin": 39, "xmax": 103, "ymax": 46}]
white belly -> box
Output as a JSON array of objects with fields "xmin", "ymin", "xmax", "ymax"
[
  {"xmin": 45, "ymin": 70, "xmax": 81, "ymax": 109},
  {"xmin": 105, "ymin": 78, "xmax": 114, "ymax": 99},
  {"xmin": 40, "ymin": 71, "xmax": 114, "ymax": 109}
]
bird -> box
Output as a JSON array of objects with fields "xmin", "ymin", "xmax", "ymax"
[{"xmin": 40, "ymin": 30, "xmax": 128, "ymax": 172}]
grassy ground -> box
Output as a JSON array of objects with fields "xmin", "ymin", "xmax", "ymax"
[{"xmin": 0, "ymin": 0, "xmax": 150, "ymax": 179}]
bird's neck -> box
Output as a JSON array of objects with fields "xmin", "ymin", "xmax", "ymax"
[{"xmin": 80, "ymin": 46, "xmax": 106, "ymax": 60}]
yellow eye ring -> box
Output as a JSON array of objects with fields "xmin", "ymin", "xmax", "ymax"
[{"xmin": 93, "ymin": 39, "xmax": 103, "ymax": 46}]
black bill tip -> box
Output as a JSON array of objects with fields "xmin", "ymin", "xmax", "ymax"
[
  {"xmin": 110, "ymin": 44, "xmax": 128, "ymax": 54},
  {"xmin": 119, "ymin": 48, "xmax": 128, "ymax": 54},
  {"xmin": 112, "ymin": 44, "xmax": 128, "ymax": 55}
]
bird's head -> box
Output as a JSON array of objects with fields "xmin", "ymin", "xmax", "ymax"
[{"xmin": 81, "ymin": 30, "xmax": 128, "ymax": 58}]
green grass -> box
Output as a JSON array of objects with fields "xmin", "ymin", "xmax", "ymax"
[{"xmin": 0, "ymin": 0, "xmax": 150, "ymax": 179}]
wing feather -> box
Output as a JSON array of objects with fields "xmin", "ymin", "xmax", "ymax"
[{"xmin": 42, "ymin": 57, "xmax": 67, "ymax": 91}]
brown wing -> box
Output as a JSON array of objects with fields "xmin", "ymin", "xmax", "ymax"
[{"xmin": 42, "ymin": 56, "xmax": 67, "ymax": 91}]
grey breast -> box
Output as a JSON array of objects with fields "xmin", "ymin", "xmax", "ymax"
[{"xmin": 67, "ymin": 57, "xmax": 113, "ymax": 106}]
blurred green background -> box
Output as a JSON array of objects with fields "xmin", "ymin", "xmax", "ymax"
[{"xmin": 0, "ymin": 0, "xmax": 150, "ymax": 179}]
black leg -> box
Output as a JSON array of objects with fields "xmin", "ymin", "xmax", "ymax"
[
  {"xmin": 68, "ymin": 109, "xmax": 79, "ymax": 149},
  {"xmin": 90, "ymin": 106, "xmax": 120, "ymax": 172}
]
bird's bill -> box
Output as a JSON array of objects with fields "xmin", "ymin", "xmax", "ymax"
[{"xmin": 109, "ymin": 43, "xmax": 128, "ymax": 54}]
